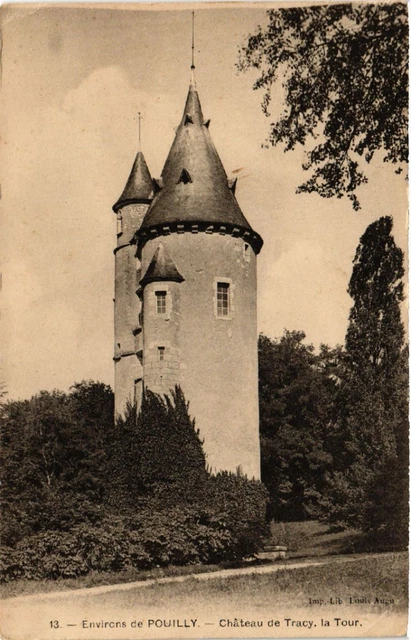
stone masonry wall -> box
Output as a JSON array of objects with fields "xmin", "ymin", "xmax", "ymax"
[
  {"xmin": 114, "ymin": 202, "xmax": 148, "ymax": 417},
  {"xmin": 140, "ymin": 232, "xmax": 260, "ymax": 479}
]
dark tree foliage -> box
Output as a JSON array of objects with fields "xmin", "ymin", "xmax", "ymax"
[
  {"xmin": 1, "ymin": 383, "xmax": 269, "ymax": 579},
  {"xmin": 138, "ymin": 386, "xmax": 208, "ymax": 499},
  {"xmin": 347, "ymin": 215, "xmax": 405, "ymax": 382},
  {"xmin": 107, "ymin": 387, "xmax": 269, "ymax": 559},
  {"xmin": 238, "ymin": 3, "xmax": 408, "ymax": 209},
  {"xmin": 258, "ymin": 331, "xmax": 336, "ymax": 521},
  {"xmin": 320, "ymin": 217, "xmax": 408, "ymax": 546},
  {"xmin": 0, "ymin": 382, "xmax": 114, "ymax": 546},
  {"xmin": 109, "ymin": 386, "xmax": 208, "ymax": 510},
  {"xmin": 204, "ymin": 472, "xmax": 269, "ymax": 559}
]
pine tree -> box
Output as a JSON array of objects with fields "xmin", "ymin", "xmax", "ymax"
[
  {"xmin": 137, "ymin": 386, "xmax": 208, "ymax": 503},
  {"xmin": 108, "ymin": 386, "xmax": 208, "ymax": 512}
]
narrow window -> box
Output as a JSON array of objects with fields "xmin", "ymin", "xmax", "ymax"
[
  {"xmin": 117, "ymin": 213, "xmax": 123, "ymax": 235},
  {"xmin": 155, "ymin": 291, "xmax": 167, "ymax": 315},
  {"xmin": 158, "ymin": 346, "xmax": 165, "ymax": 361},
  {"xmin": 217, "ymin": 282, "xmax": 230, "ymax": 316}
]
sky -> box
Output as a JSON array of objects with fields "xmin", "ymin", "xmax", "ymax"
[{"xmin": 1, "ymin": 3, "xmax": 408, "ymax": 400}]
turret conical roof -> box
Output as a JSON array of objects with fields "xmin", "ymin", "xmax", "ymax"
[
  {"xmin": 113, "ymin": 151, "xmax": 153, "ymax": 213},
  {"xmin": 140, "ymin": 243, "xmax": 184, "ymax": 287},
  {"xmin": 139, "ymin": 82, "xmax": 253, "ymax": 233}
]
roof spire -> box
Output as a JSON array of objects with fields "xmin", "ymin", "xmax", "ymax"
[
  {"xmin": 112, "ymin": 147, "xmax": 153, "ymax": 212},
  {"xmin": 190, "ymin": 12, "xmax": 196, "ymax": 88},
  {"xmin": 140, "ymin": 243, "xmax": 185, "ymax": 287},
  {"xmin": 139, "ymin": 73, "xmax": 257, "ymax": 237}
]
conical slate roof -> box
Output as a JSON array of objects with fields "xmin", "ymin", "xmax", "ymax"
[
  {"xmin": 113, "ymin": 151, "xmax": 153, "ymax": 213},
  {"xmin": 140, "ymin": 243, "xmax": 184, "ymax": 287},
  {"xmin": 140, "ymin": 81, "xmax": 252, "ymax": 232}
]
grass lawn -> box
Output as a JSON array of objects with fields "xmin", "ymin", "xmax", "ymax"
[
  {"xmin": 269, "ymin": 520, "xmax": 363, "ymax": 558},
  {"xmin": 160, "ymin": 553, "xmax": 408, "ymax": 613},
  {"xmin": 0, "ymin": 561, "xmax": 239, "ymax": 599},
  {"xmin": 2, "ymin": 553, "xmax": 407, "ymax": 640}
]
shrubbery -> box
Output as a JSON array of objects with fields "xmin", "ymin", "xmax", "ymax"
[
  {"xmin": 0, "ymin": 502, "xmax": 264, "ymax": 582},
  {"xmin": 1, "ymin": 384, "xmax": 269, "ymax": 582},
  {"xmin": 205, "ymin": 472, "xmax": 269, "ymax": 560}
]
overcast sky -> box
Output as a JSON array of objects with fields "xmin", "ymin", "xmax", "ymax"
[{"xmin": 1, "ymin": 3, "xmax": 408, "ymax": 400}]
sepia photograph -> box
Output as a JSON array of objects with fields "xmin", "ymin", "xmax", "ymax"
[{"xmin": 0, "ymin": 2, "xmax": 408, "ymax": 638}]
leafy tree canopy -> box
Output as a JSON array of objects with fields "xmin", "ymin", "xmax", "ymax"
[
  {"xmin": 346, "ymin": 215, "xmax": 405, "ymax": 379},
  {"xmin": 238, "ymin": 3, "xmax": 408, "ymax": 209},
  {"xmin": 341, "ymin": 216, "xmax": 406, "ymax": 466},
  {"xmin": 319, "ymin": 217, "xmax": 408, "ymax": 546},
  {"xmin": 0, "ymin": 381, "xmax": 114, "ymax": 544},
  {"xmin": 1, "ymin": 381, "xmax": 269, "ymax": 575},
  {"xmin": 258, "ymin": 331, "xmax": 337, "ymax": 521}
]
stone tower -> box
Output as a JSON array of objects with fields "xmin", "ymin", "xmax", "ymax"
[
  {"xmin": 113, "ymin": 150, "xmax": 153, "ymax": 416},
  {"xmin": 113, "ymin": 73, "xmax": 263, "ymax": 479}
]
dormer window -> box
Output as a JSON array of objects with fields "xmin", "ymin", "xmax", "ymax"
[
  {"xmin": 156, "ymin": 291, "xmax": 167, "ymax": 314},
  {"xmin": 228, "ymin": 178, "xmax": 237, "ymax": 195},
  {"xmin": 177, "ymin": 168, "xmax": 192, "ymax": 185}
]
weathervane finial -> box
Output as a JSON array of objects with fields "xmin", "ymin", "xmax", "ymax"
[
  {"xmin": 191, "ymin": 11, "xmax": 195, "ymax": 70},
  {"xmin": 190, "ymin": 12, "xmax": 197, "ymax": 88},
  {"xmin": 138, "ymin": 112, "xmax": 142, "ymax": 148}
]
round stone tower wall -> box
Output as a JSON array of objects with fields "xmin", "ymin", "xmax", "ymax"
[
  {"xmin": 142, "ymin": 279, "xmax": 181, "ymax": 395},
  {"xmin": 140, "ymin": 231, "xmax": 260, "ymax": 479},
  {"xmin": 114, "ymin": 202, "xmax": 148, "ymax": 416}
]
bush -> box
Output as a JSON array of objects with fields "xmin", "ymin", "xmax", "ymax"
[
  {"xmin": 1, "ymin": 383, "xmax": 269, "ymax": 582},
  {"xmin": 0, "ymin": 508, "xmax": 235, "ymax": 582},
  {"xmin": 0, "ymin": 487, "xmax": 270, "ymax": 582},
  {"xmin": 129, "ymin": 507, "xmax": 234, "ymax": 566},
  {"xmin": 204, "ymin": 471, "xmax": 269, "ymax": 559}
]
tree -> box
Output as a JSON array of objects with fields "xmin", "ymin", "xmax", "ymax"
[
  {"xmin": 346, "ymin": 216, "xmax": 405, "ymax": 385},
  {"xmin": 1, "ymin": 383, "xmax": 270, "ymax": 578},
  {"xmin": 258, "ymin": 331, "xmax": 336, "ymax": 521},
  {"xmin": 320, "ymin": 217, "xmax": 408, "ymax": 546},
  {"xmin": 238, "ymin": 3, "xmax": 408, "ymax": 209},
  {"xmin": 109, "ymin": 386, "xmax": 208, "ymax": 511},
  {"xmin": 338, "ymin": 216, "xmax": 405, "ymax": 466},
  {"xmin": 0, "ymin": 382, "xmax": 114, "ymax": 545}
]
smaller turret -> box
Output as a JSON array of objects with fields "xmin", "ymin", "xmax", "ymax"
[
  {"xmin": 113, "ymin": 151, "xmax": 153, "ymax": 213},
  {"xmin": 140, "ymin": 243, "xmax": 185, "ymax": 287},
  {"xmin": 113, "ymin": 148, "xmax": 153, "ymax": 417},
  {"xmin": 139, "ymin": 243, "xmax": 185, "ymax": 395}
]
